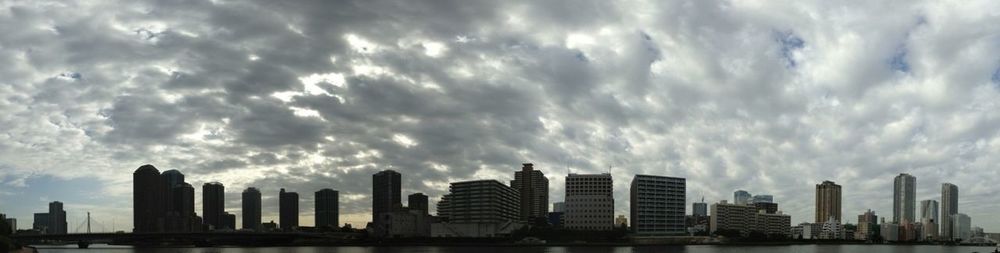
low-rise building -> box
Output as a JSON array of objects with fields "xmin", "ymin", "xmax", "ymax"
[{"xmin": 710, "ymin": 201, "xmax": 790, "ymax": 238}]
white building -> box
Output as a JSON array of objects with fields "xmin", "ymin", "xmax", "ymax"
[
  {"xmin": 881, "ymin": 222, "xmax": 900, "ymax": 242},
  {"xmin": 710, "ymin": 201, "xmax": 790, "ymax": 237},
  {"xmin": 819, "ymin": 217, "xmax": 842, "ymax": 239},
  {"xmin": 629, "ymin": 175, "xmax": 685, "ymax": 235},
  {"xmin": 565, "ymin": 173, "xmax": 614, "ymax": 230}
]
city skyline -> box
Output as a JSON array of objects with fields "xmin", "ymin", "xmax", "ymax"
[{"xmin": 2, "ymin": 0, "xmax": 1000, "ymax": 234}]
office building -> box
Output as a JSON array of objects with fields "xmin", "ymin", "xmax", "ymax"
[
  {"xmin": 161, "ymin": 169, "xmax": 185, "ymax": 220},
  {"xmin": 753, "ymin": 202, "xmax": 778, "ymax": 214},
  {"xmin": 734, "ymin": 190, "xmax": 751, "ymax": 205},
  {"xmin": 750, "ymin": 195, "xmax": 773, "ymax": 204},
  {"xmin": 172, "ymin": 182, "xmax": 197, "ymax": 232},
  {"xmin": 242, "ymin": 187, "xmax": 262, "ymax": 231},
  {"xmin": 815, "ymin": 181, "xmax": 841, "ymax": 223},
  {"xmin": 693, "ymin": 198, "xmax": 708, "ymax": 217},
  {"xmin": 511, "ymin": 163, "xmax": 549, "ymax": 223},
  {"xmin": 372, "ymin": 170, "xmax": 402, "ymax": 221},
  {"xmin": 437, "ymin": 180, "xmax": 520, "ymax": 223},
  {"xmin": 279, "ymin": 188, "xmax": 299, "ymax": 230},
  {"xmin": 202, "ymin": 182, "xmax": 225, "ymax": 230},
  {"xmin": 565, "ymin": 173, "xmax": 614, "ymax": 230},
  {"xmin": 920, "ymin": 199, "xmax": 939, "ymax": 240},
  {"xmin": 315, "ymin": 188, "xmax": 339, "ymax": 228},
  {"xmin": 133, "ymin": 164, "xmax": 163, "ymax": 232},
  {"xmin": 856, "ymin": 209, "xmax": 878, "ymax": 241},
  {"xmin": 881, "ymin": 220, "xmax": 900, "ymax": 242},
  {"xmin": 941, "ymin": 183, "xmax": 959, "ymax": 240},
  {"xmin": 47, "ymin": 201, "xmax": 66, "ymax": 234},
  {"xmin": 408, "ymin": 193, "xmax": 428, "ymax": 214},
  {"xmin": 953, "ymin": 213, "xmax": 971, "ymax": 241},
  {"xmin": 629, "ymin": 175, "xmax": 685, "ymax": 235},
  {"xmin": 222, "ymin": 212, "xmax": 236, "ymax": 230},
  {"xmin": 893, "ymin": 173, "xmax": 916, "ymax": 224},
  {"xmin": 32, "ymin": 213, "xmax": 50, "ymax": 233}
]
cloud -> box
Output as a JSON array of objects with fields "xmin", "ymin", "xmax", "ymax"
[{"xmin": 1, "ymin": 0, "xmax": 1000, "ymax": 231}]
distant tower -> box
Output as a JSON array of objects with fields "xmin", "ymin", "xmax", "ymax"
[
  {"xmin": 372, "ymin": 170, "xmax": 402, "ymax": 221},
  {"xmin": 202, "ymin": 182, "xmax": 225, "ymax": 230},
  {"xmin": 693, "ymin": 197, "xmax": 708, "ymax": 217},
  {"xmin": 511, "ymin": 163, "xmax": 549, "ymax": 223},
  {"xmin": 315, "ymin": 188, "xmax": 339, "ymax": 228},
  {"xmin": 173, "ymin": 183, "xmax": 195, "ymax": 232},
  {"xmin": 133, "ymin": 164, "xmax": 163, "ymax": 232},
  {"xmin": 408, "ymin": 193, "xmax": 429, "ymax": 214},
  {"xmin": 893, "ymin": 173, "xmax": 916, "ymax": 224},
  {"xmin": 733, "ymin": 190, "xmax": 751, "ymax": 205},
  {"xmin": 279, "ymin": 188, "xmax": 299, "ymax": 230},
  {"xmin": 815, "ymin": 181, "xmax": 842, "ymax": 223},
  {"xmin": 242, "ymin": 187, "xmax": 262, "ymax": 231},
  {"xmin": 48, "ymin": 201, "xmax": 67, "ymax": 234},
  {"xmin": 940, "ymin": 183, "xmax": 959, "ymax": 240}
]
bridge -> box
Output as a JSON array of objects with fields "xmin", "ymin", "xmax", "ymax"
[{"xmin": 11, "ymin": 231, "xmax": 362, "ymax": 248}]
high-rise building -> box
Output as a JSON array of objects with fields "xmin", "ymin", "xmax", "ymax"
[
  {"xmin": 47, "ymin": 201, "xmax": 67, "ymax": 234},
  {"xmin": 202, "ymin": 182, "xmax": 225, "ymax": 230},
  {"xmin": 161, "ymin": 170, "xmax": 185, "ymax": 218},
  {"xmin": 921, "ymin": 199, "xmax": 939, "ymax": 222},
  {"xmin": 242, "ymin": 187, "xmax": 262, "ymax": 231},
  {"xmin": 408, "ymin": 193, "xmax": 429, "ymax": 214},
  {"xmin": 372, "ymin": 170, "xmax": 402, "ymax": 221},
  {"xmin": 511, "ymin": 163, "xmax": 549, "ymax": 223},
  {"xmin": 815, "ymin": 181, "xmax": 841, "ymax": 223},
  {"xmin": 693, "ymin": 199, "xmax": 708, "ymax": 217},
  {"xmin": 941, "ymin": 183, "xmax": 959, "ymax": 240},
  {"xmin": 133, "ymin": 164, "xmax": 163, "ymax": 232},
  {"xmin": 629, "ymin": 175, "xmax": 686, "ymax": 235},
  {"xmin": 952, "ymin": 213, "xmax": 971, "ymax": 241},
  {"xmin": 920, "ymin": 199, "xmax": 939, "ymax": 240},
  {"xmin": 734, "ymin": 190, "xmax": 751, "ymax": 205},
  {"xmin": 172, "ymin": 182, "xmax": 196, "ymax": 232},
  {"xmin": 565, "ymin": 173, "xmax": 614, "ymax": 230},
  {"xmin": 279, "ymin": 188, "xmax": 299, "ymax": 230},
  {"xmin": 856, "ymin": 209, "xmax": 878, "ymax": 241},
  {"xmin": 32, "ymin": 213, "xmax": 50, "ymax": 233},
  {"xmin": 315, "ymin": 188, "xmax": 339, "ymax": 228},
  {"xmin": 750, "ymin": 195, "xmax": 773, "ymax": 204},
  {"xmin": 893, "ymin": 173, "xmax": 916, "ymax": 224},
  {"xmin": 437, "ymin": 180, "xmax": 520, "ymax": 223}
]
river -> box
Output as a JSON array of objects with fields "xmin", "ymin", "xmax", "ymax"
[{"xmin": 32, "ymin": 245, "xmax": 1000, "ymax": 253}]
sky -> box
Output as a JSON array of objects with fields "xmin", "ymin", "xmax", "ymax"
[{"xmin": 1, "ymin": 0, "xmax": 1000, "ymax": 232}]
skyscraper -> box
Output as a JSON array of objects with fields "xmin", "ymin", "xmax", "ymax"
[
  {"xmin": 133, "ymin": 164, "xmax": 163, "ymax": 232},
  {"xmin": 315, "ymin": 188, "xmax": 339, "ymax": 228},
  {"xmin": 161, "ymin": 169, "xmax": 185, "ymax": 218},
  {"xmin": 279, "ymin": 188, "xmax": 299, "ymax": 230},
  {"xmin": 202, "ymin": 182, "xmax": 225, "ymax": 230},
  {"xmin": 242, "ymin": 187, "xmax": 262, "ymax": 231},
  {"xmin": 893, "ymin": 173, "xmax": 916, "ymax": 224},
  {"xmin": 941, "ymin": 183, "xmax": 959, "ymax": 240},
  {"xmin": 815, "ymin": 181, "xmax": 842, "ymax": 223},
  {"xmin": 693, "ymin": 199, "xmax": 708, "ymax": 217},
  {"xmin": 734, "ymin": 190, "xmax": 751, "ymax": 205},
  {"xmin": 921, "ymin": 199, "xmax": 940, "ymax": 240},
  {"xmin": 372, "ymin": 170, "xmax": 402, "ymax": 221},
  {"xmin": 565, "ymin": 173, "xmax": 614, "ymax": 230},
  {"xmin": 173, "ymin": 182, "xmax": 196, "ymax": 232},
  {"xmin": 511, "ymin": 163, "xmax": 549, "ymax": 223},
  {"xmin": 47, "ymin": 201, "xmax": 67, "ymax": 234},
  {"xmin": 408, "ymin": 193, "xmax": 429, "ymax": 214},
  {"xmin": 629, "ymin": 175, "xmax": 686, "ymax": 235}
]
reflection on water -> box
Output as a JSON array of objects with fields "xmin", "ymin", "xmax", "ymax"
[{"xmin": 33, "ymin": 244, "xmax": 998, "ymax": 253}]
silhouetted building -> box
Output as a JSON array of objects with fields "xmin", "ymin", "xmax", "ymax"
[
  {"xmin": 733, "ymin": 190, "xmax": 751, "ymax": 205},
  {"xmin": 221, "ymin": 212, "xmax": 236, "ymax": 230},
  {"xmin": 161, "ymin": 169, "xmax": 190, "ymax": 232},
  {"xmin": 279, "ymin": 188, "xmax": 299, "ymax": 230},
  {"xmin": 511, "ymin": 163, "xmax": 549, "ymax": 223},
  {"xmin": 565, "ymin": 173, "xmax": 614, "ymax": 230},
  {"xmin": 202, "ymin": 182, "xmax": 225, "ymax": 230},
  {"xmin": 170, "ymin": 182, "xmax": 197, "ymax": 232},
  {"xmin": 261, "ymin": 220, "xmax": 278, "ymax": 232},
  {"xmin": 372, "ymin": 170, "xmax": 402, "ymax": 221},
  {"xmin": 815, "ymin": 181, "xmax": 841, "ymax": 223},
  {"xmin": 32, "ymin": 213, "xmax": 49, "ymax": 233},
  {"xmin": 242, "ymin": 187, "xmax": 262, "ymax": 231},
  {"xmin": 629, "ymin": 174, "xmax": 685, "ymax": 235},
  {"xmin": 941, "ymin": 183, "xmax": 958, "ymax": 240},
  {"xmin": 893, "ymin": 173, "xmax": 916, "ymax": 224},
  {"xmin": 47, "ymin": 201, "xmax": 66, "ymax": 234},
  {"xmin": 437, "ymin": 180, "xmax": 520, "ymax": 223},
  {"xmin": 315, "ymin": 188, "xmax": 339, "ymax": 228},
  {"xmin": 133, "ymin": 164, "xmax": 163, "ymax": 232},
  {"xmin": 547, "ymin": 212, "xmax": 564, "ymax": 227},
  {"xmin": 408, "ymin": 193, "xmax": 428, "ymax": 214}
]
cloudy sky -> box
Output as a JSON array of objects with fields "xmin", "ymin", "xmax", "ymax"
[{"xmin": 1, "ymin": 0, "xmax": 1000, "ymax": 232}]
